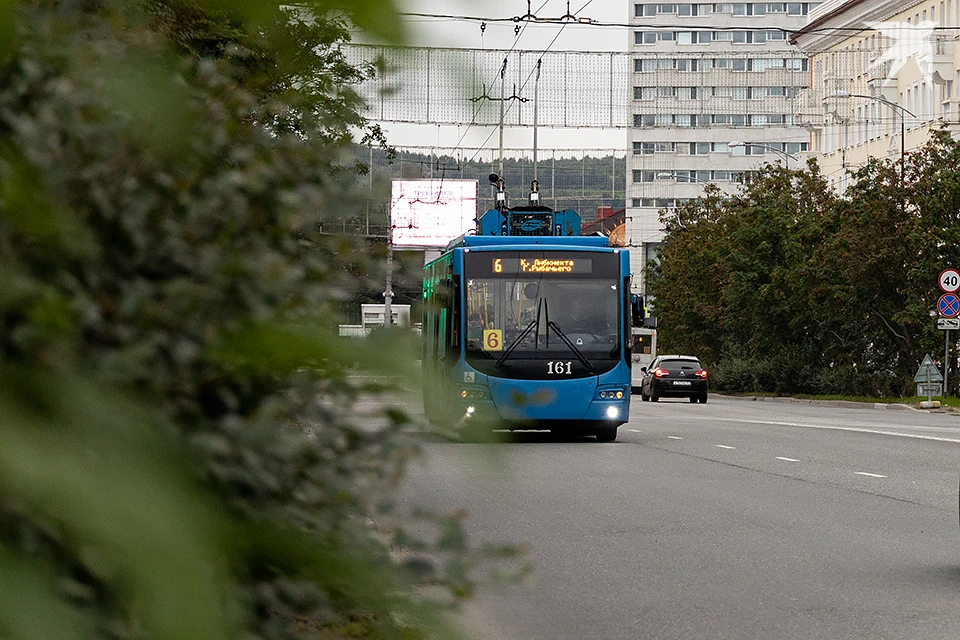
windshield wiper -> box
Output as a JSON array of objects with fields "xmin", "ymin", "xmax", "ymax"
[
  {"xmin": 544, "ymin": 299, "xmax": 593, "ymax": 373},
  {"xmin": 495, "ymin": 299, "xmax": 541, "ymax": 368}
]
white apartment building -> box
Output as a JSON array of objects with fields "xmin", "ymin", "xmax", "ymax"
[
  {"xmin": 792, "ymin": 0, "xmax": 960, "ymax": 193},
  {"xmin": 627, "ymin": 2, "xmax": 819, "ymax": 294}
]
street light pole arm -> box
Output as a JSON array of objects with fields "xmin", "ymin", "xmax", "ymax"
[{"xmin": 828, "ymin": 91, "xmax": 916, "ymax": 118}]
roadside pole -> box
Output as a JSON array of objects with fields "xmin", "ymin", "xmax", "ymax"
[
  {"xmin": 945, "ymin": 329, "xmax": 950, "ymax": 398},
  {"xmin": 936, "ymin": 268, "xmax": 960, "ymax": 399},
  {"xmin": 384, "ymin": 238, "xmax": 393, "ymax": 327}
]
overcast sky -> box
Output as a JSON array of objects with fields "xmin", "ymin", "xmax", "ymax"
[{"xmin": 371, "ymin": 0, "xmax": 630, "ymax": 151}]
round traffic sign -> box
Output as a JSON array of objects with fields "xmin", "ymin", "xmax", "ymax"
[
  {"xmin": 938, "ymin": 293, "xmax": 960, "ymax": 318},
  {"xmin": 939, "ymin": 268, "xmax": 960, "ymax": 293}
]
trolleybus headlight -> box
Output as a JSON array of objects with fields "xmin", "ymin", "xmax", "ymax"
[
  {"xmin": 605, "ymin": 406, "xmax": 620, "ymax": 419},
  {"xmin": 599, "ymin": 391, "xmax": 607, "ymax": 399},
  {"xmin": 461, "ymin": 390, "xmax": 468, "ymax": 399},
  {"xmin": 465, "ymin": 406, "xmax": 476, "ymax": 416},
  {"xmin": 616, "ymin": 391, "xmax": 624, "ymax": 399}
]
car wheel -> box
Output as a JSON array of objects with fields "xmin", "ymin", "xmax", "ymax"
[
  {"xmin": 595, "ymin": 426, "xmax": 617, "ymax": 442},
  {"xmin": 650, "ymin": 393, "xmax": 659, "ymax": 402},
  {"xmin": 689, "ymin": 396, "xmax": 697, "ymax": 403},
  {"xmin": 641, "ymin": 388, "xmax": 649, "ymax": 401},
  {"xmin": 699, "ymin": 393, "xmax": 708, "ymax": 404}
]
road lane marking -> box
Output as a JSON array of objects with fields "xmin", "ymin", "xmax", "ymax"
[
  {"xmin": 715, "ymin": 444, "xmax": 736, "ymax": 450},
  {"xmin": 627, "ymin": 429, "xmax": 641, "ymax": 433},
  {"xmin": 667, "ymin": 436, "xmax": 684, "ymax": 440},
  {"xmin": 776, "ymin": 456, "xmax": 800, "ymax": 462},
  {"xmin": 855, "ymin": 472, "xmax": 887, "ymax": 478},
  {"xmin": 712, "ymin": 417, "xmax": 960, "ymax": 444}
]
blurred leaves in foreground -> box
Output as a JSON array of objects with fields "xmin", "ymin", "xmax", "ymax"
[{"xmin": 0, "ymin": 1, "xmax": 517, "ymax": 639}]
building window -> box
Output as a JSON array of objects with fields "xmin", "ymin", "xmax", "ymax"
[
  {"xmin": 635, "ymin": 31, "xmax": 659, "ymax": 45},
  {"xmin": 634, "ymin": 86, "xmax": 657, "ymax": 100},
  {"xmin": 784, "ymin": 142, "xmax": 807, "ymax": 155}
]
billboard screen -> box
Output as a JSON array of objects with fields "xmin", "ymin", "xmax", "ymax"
[{"xmin": 390, "ymin": 179, "xmax": 478, "ymax": 248}]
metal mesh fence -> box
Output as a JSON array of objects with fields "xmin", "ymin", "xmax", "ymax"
[
  {"xmin": 329, "ymin": 146, "xmax": 627, "ymax": 238},
  {"xmin": 344, "ymin": 44, "xmax": 818, "ymax": 128}
]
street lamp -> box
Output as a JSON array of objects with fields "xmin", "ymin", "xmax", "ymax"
[
  {"xmin": 823, "ymin": 90, "xmax": 916, "ymax": 182},
  {"xmin": 656, "ymin": 171, "xmax": 711, "ymax": 184},
  {"xmin": 728, "ymin": 140, "xmax": 799, "ymax": 168}
]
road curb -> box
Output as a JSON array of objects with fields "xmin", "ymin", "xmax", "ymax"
[{"xmin": 716, "ymin": 394, "xmax": 925, "ymax": 412}]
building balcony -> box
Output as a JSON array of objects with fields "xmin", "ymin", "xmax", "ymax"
[{"xmin": 918, "ymin": 37, "xmax": 953, "ymax": 84}]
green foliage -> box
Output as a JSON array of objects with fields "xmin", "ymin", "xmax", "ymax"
[
  {"xmin": 0, "ymin": 2, "xmax": 501, "ymax": 640},
  {"xmin": 649, "ymin": 132, "xmax": 960, "ymax": 397}
]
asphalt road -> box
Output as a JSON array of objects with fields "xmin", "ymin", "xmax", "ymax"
[{"xmin": 399, "ymin": 395, "xmax": 960, "ymax": 640}]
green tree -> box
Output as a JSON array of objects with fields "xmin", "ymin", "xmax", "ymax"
[
  {"xmin": 646, "ymin": 185, "xmax": 728, "ymax": 365},
  {"xmin": 0, "ymin": 2, "xmax": 510, "ymax": 639}
]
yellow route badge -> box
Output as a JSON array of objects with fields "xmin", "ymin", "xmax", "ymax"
[{"xmin": 482, "ymin": 329, "xmax": 503, "ymax": 351}]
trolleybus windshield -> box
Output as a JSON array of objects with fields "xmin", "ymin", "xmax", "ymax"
[{"xmin": 463, "ymin": 250, "xmax": 621, "ymax": 380}]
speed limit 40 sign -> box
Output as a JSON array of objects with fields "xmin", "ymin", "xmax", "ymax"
[{"xmin": 939, "ymin": 268, "xmax": 960, "ymax": 293}]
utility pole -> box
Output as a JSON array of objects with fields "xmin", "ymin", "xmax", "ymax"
[
  {"xmin": 498, "ymin": 58, "xmax": 506, "ymax": 181},
  {"xmin": 383, "ymin": 236, "xmax": 393, "ymax": 328}
]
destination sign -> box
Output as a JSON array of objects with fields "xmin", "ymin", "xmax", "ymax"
[
  {"xmin": 464, "ymin": 250, "xmax": 618, "ymax": 279},
  {"xmin": 492, "ymin": 257, "xmax": 592, "ymax": 275}
]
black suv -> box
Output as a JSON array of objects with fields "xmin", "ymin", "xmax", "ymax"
[{"xmin": 639, "ymin": 355, "xmax": 708, "ymax": 403}]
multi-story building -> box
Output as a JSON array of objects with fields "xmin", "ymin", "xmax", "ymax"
[
  {"xmin": 792, "ymin": 0, "xmax": 960, "ymax": 193},
  {"xmin": 626, "ymin": 2, "xmax": 818, "ymax": 295}
]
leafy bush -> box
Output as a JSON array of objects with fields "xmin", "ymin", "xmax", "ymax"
[{"xmin": 0, "ymin": 2, "xmax": 508, "ymax": 640}]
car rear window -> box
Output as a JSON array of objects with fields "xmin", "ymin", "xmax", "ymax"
[{"xmin": 660, "ymin": 359, "xmax": 700, "ymax": 372}]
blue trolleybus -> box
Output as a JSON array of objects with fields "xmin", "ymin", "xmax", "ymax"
[{"xmin": 421, "ymin": 233, "xmax": 632, "ymax": 441}]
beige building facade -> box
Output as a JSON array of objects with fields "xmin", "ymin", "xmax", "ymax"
[{"xmin": 792, "ymin": 0, "xmax": 960, "ymax": 192}]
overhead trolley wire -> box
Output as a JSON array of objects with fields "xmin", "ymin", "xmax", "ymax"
[{"xmin": 463, "ymin": 0, "xmax": 596, "ymax": 166}]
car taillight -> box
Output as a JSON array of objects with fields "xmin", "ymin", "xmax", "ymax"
[
  {"xmin": 654, "ymin": 368, "xmax": 668, "ymax": 378},
  {"xmin": 697, "ymin": 370, "xmax": 708, "ymax": 378}
]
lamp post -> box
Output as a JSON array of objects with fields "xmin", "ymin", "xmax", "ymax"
[
  {"xmin": 823, "ymin": 91, "xmax": 916, "ymax": 183},
  {"xmin": 655, "ymin": 171, "xmax": 711, "ymax": 184},
  {"xmin": 727, "ymin": 140, "xmax": 799, "ymax": 168}
]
